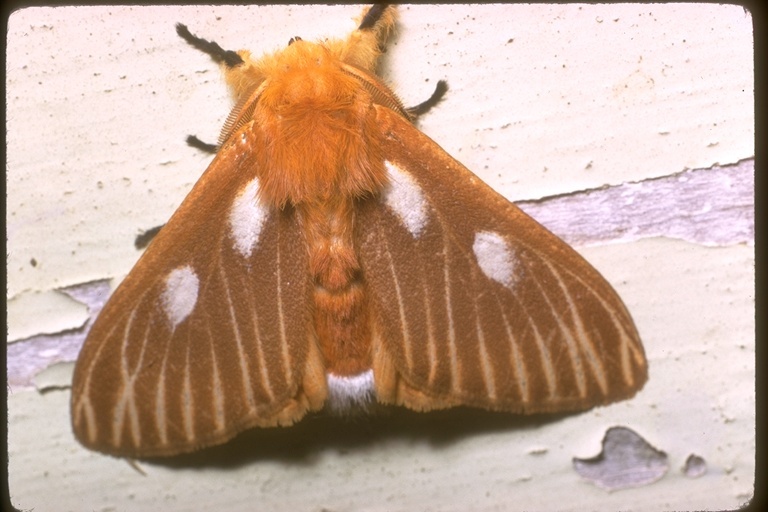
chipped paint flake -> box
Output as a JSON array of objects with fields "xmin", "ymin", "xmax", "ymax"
[
  {"xmin": 683, "ymin": 454, "xmax": 707, "ymax": 478},
  {"xmin": 573, "ymin": 426, "xmax": 668, "ymax": 491}
]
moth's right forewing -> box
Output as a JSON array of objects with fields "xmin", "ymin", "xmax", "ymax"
[
  {"xmin": 359, "ymin": 106, "xmax": 647, "ymax": 415},
  {"xmin": 71, "ymin": 137, "xmax": 326, "ymax": 458}
]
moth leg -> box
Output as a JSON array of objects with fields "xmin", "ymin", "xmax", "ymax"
[
  {"xmin": 137, "ymin": 124, "xmax": 221, "ymax": 248},
  {"xmin": 134, "ymin": 225, "xmax": 163, "ymax": 250},
  {"xmin": 136, "ymin": 135, "xmax": 219, "ymax": 251},
  {"xmin": 175, "ymin": 25, "xmax": 239, "ymax": 154},
  {"xmin": 175, "ymin": 23, "xmax": 244, "ymax": 68},
  {"xmin": 407, "ymin": 80, "xmax": 449, "ymax": 118},
  {"xmin": 186, "ymin": 134, "xmax": 218, "ymax": 154},
  {"xmin": 358, "ymin": 5, "xmax": 448, "ymax": 118}
]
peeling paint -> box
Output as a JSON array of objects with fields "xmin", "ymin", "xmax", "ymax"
[
  {"xmin": 33, "ymin": 361, "xmax": 76, "ymax": 393},
  {"xmin": 7, "ymin": 280, "xmax": 112, "ymax": 390},
  {"xmin": 683, "ymin": 454, "xmax": 707, "ymax": 478},
  {"xmin": 573, "ymin": 426, "xmax": 668, "ymax": 491},
  {"xmin": 517, "ymin": 159, "xmax": 754, "ymax": 247},
  {"xmin": 527, "ymin": 446, "xmax": 549, "ymax": 456},
  {"xmin": 7, "ymin": 289, "xmax": 89, "ymax": 342}
]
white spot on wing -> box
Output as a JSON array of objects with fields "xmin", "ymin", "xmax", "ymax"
[
  {"xmin": 326, "ymin": 370, "xmax": 375, "ymax": 411},
  {"xmin": 229, "ymin": 177, "xmax": 269, "ymax": 257},
  {"xmin": 383, "ymin": 161, "xmax": 428, "ymax": 237},
  {"xmin": 473, "ymin": 231, "xmax": 516, "ymax": 288},
  {"xmin": 161, "ymin": 266, "xmax": 199, "ymax": 328}
]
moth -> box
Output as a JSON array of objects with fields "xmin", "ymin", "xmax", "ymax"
[{"xmin": 71, "ymin": 5, "xmax": 647, "ymax": 458}]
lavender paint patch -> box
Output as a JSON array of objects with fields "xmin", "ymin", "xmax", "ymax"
[
  {"xmin": 573, "ymin": 426, "xmax": 668, "ymax": 491},
  {"xmin": 683, "ymin": 454, "xmax": 707, "ymax": 478}
]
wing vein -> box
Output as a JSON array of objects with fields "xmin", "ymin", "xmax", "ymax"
[
  {"xmin": 275, "ymin": 225, "xmax": 293, "ymax": 385},
  {"xmin": 182, "ymin": 352, "xmax": 195, "ymax": 442},
  {"xmin": 543, "ymin": 258, "xmax": 608, "ymax": 396},
  {"xmin": 114, "ymin": 307, "xmax": 145, "ymax": 448},
  {"xmin": 523, "ymin": 301, "xmax": 558, "ymax": 399},
  {"xmin": 219, "ymin": 262, "xmax": 257, "ymax": 412},
  {"xmin": 249, "ymin": 302, "xmax": 275, "ymax": 402},
  {"xmin": 208, "ymin": 322, "xmax": 227, "ymax": 431},
  {"xmin": 443, "ymin": 236, "xmax": 460, "ymax": 393},
  {"xmin": 559, "ymin": 263, "xmax": 643, "ymax": 388},
  {"xmin": 155, "ymin": 357, "xmax": 168, "ymax": 445},
  {"xmin": 475, "ymin": 311, "xmax": 497, "ymax": 401},
  {"xmin": 382, "ymin": 231, "xmax": 413, "ymax": 370},
  {"xmin": 496, "ymin": 297, "xmax": 529, "ymax": 405},
  {"xmin": 423, "ymin": 272, "xmax": 439, "ymax": 386}
]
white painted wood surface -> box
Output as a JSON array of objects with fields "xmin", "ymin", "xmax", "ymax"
[{"xmin": 7, "ymin": 5, "xmax": 754, "ymax": 511}]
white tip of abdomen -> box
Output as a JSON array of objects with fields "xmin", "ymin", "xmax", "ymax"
[{"xmin": 326, "ymin": 370, "xmax": 375, "ymax": 412}]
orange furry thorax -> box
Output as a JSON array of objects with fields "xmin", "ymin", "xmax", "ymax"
[{"xmin": 239, "ymin": 41, "xmax": 388, "ymax": 207}]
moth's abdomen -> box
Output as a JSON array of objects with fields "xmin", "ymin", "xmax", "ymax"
[{"xmin": 298, "ymin": 198, "xmax": 373, "ymax": 385}]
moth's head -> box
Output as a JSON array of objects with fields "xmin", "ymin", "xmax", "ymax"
[
  {"xmin": 221, "ymin": 12, "xmax": 389, "ymax": 102},
  {"xmin": 223, "ymin": 36, "xmax": 351, "ymax": 104},
  {"xmin": 252, "ymin": 42, "xmax": 366, "ymax": 112}
]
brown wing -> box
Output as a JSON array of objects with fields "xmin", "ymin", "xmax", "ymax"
[
  {"xmin": 358, "ymin": 106, "xmax": 647, "ymax": 414},
  {"xmin": 71, "ymin": 135, "xmax": 326, "ymax": 458}
]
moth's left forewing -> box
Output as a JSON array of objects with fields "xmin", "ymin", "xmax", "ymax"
[
  {"xmin": 359, "ymin": 106, "xmax": 647, "ymax": 415},
  {"xmin": 71, "ymin": 136, "xmax": 326, "ymax": 457}
]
